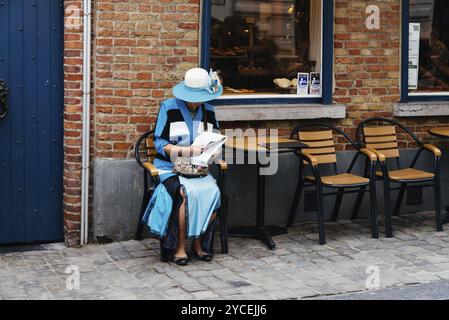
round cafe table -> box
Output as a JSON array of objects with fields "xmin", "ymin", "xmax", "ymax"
[
  {"xmin": 429, "ymin": 127, "xmax": 449, "ymax": 224},
  {"xmin": 224, "ymin": 137, "xmax": 308, "ymax": 250}
]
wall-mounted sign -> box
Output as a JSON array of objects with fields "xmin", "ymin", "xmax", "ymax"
[
  {"xmin": 408, "ymin": 23, "xmax": 421, "ymax": 91},
  {"xmin": 297, "ymin": 73, "xmax": 309, "ymax": 95},
  {"xmin": 310, "ymin": 72, "xmax": 321, "ymax": 96}
]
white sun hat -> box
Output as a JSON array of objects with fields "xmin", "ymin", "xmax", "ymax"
[{"xmin": 173, "ymin": 68, "xmax": 223, "ymax": 103}]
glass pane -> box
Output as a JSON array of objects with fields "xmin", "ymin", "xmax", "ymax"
[
  {"xmin": 210, "ymin": 0, "xmax": 322, "ymax": 96},
  {"xmin": 409, "ymin": 0, "xmax": 449, "ymax": 93}
]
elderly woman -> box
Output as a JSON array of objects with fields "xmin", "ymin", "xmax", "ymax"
[{"xmin": 142, "ymin": 68, "xmax": 224, "ymax": 266}]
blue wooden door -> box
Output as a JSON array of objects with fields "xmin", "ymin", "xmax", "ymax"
[{"xmin": 0, "ymin": 0, "xmax": 64, "ymax": 244}]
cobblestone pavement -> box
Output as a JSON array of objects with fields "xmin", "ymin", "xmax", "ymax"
[{"xmin": 1, "ymin": 211, "xmax": 449, "ymax": 300}]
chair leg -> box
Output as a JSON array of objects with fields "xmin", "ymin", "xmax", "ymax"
[
  {"xmin": 369, "ymin": 179, "xmax": 379, "ymax": 239},
  {"xmin": 220, "ymin": 194, "xmax": 229, "ymax": 254},
  {"xmin": 331, "ymin": 188, "xmax": 344, "ymax": 222},
  {"xmin": 383, "ymin": 178, "xmax": 393, "ymax": 238},
  {"xmin": 316, "ymin": 183, "xmax": 326, "ymax": 245},
  {"xmin": 393, "ymin": 183, "xmax": 406, "ymax": 217},
  {"xmin": 219, "ymin": 171, "xmax": 229, "ymax": 254},
  {"xmin": 351, "ymin": 159, "xmax": 369, "ymax": 221},
  {"xmin": 351, "ymin": 186, "xmax": 366, "ymax": 220},
  {"xmin": 209, "ymin": 229, "xmax": 216, "ymax": 256},
  {"xmin": 434, "ymin": 178, "xmax": 443, "ymax": 232},
  {"xmin": 287, "ymin": 177, "xmax": 304, "ymax": 228}
]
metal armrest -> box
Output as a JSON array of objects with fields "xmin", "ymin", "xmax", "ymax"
[
  {"xmin": 143, "ymin": 162, "xmax": 159, "ymax": 177},
  {"xmin": 422, "ymin": 144, "xmax": 442, "ymax": 157},
  {"xmin": 302, "ymin": 152, "xmax": 318, "ymax": 167}
]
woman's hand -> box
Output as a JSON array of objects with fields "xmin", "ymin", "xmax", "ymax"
[
  {"xmin": 189, "ymin": 146, "xmax": 203, "ymax": 156},
  {"xmin": 164, "ymin": 144, "xmax": 203, "ymax": 158}
]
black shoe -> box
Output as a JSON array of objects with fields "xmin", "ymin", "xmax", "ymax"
[
  {"xmin": 161, "ymin": 246, "xmax": 190, "ymax": 266},
  {"xmin": 191, "ymin": 244, "xmax": 213, "ymax": 262},
  {"xmin": 171, "ymin": 255, "xmax": 190, "ymax": 266}
]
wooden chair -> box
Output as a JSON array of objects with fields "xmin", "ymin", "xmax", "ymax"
[
  {"xmin": 134, "ymin": 129, "xmax": 229, "ymax": 255},
  {"xmin": 355, "ymin": 117, "xmax": 443, "ymax": 237},
  {"xmin": 286, "ymin": 122, "xmax": 379, "ymax": 245}
]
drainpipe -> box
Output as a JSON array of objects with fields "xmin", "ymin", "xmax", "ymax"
[{"xmin": 80, "ymin": 0, "xmax": 92, "ymax": 246}]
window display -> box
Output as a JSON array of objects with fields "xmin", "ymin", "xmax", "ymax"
[
  {"xmin": 409, "ymin": 0, "xmax": 449, "ymax": 94},
  {"xmin": 210, "ymin": 0, "xmax": 322, "ymax": 96}
]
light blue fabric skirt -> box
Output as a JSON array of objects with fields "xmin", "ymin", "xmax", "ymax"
[{"xmin": 143, "ymin": 174, "xmax": 221, "ymax": 239}]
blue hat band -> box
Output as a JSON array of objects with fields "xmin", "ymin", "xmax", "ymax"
[{"xmin": 185, "ymin": 85, "xmax": 208, "ymax": 92}]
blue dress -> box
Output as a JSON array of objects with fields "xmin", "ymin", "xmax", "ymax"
[{"xmin": 142, "ymin": 98, "xmax": 221, "ymax": 252}]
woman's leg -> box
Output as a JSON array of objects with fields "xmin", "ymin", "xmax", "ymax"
[
  {"xmin": 175, "ymin": 188, "xmax": 188, "ymax": 258},
  {"xmin": 193, "ymin": 212, "xmax": 217, "ymax": 255}
]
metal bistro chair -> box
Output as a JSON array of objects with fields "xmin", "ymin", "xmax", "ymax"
[
  {"xmin": 354, "ymin": 117, "xmax": 443, "ymax": 237},
  {"xmin": 134, "ymin": 129, "xmax": 229, "ymax": 255},
  {"xmin": 286, "ymin": 122, "xmax": 379, "ymax": 245}
]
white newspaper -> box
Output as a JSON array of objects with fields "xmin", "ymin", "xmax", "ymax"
[{"xmin": 190, "ymin": 132, "xmax": 228, "ymax": 167}]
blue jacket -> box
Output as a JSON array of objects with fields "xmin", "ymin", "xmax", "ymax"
[{"xmin": 153, "ymin": 98, "xmax": 219, "ymax": 181}]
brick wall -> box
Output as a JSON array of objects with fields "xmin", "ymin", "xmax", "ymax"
[
  {"xmin": 64, "ymin": 0, "xmax": 84, "ymax": 247},
  {"xmin": 332, "ymin": 0, "xmax": 401, "ymax": 149},
  {"xmin": 93, "ymin": 0, "xmax": 201, "ymax": 159}
]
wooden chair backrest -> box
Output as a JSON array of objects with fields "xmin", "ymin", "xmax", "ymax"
[
  {"xmin": 363, "ymin": 126, "xmax": 399, "ymax": 159},
  {"xmin": 145, "ymin": 135, "xmax": 158, "ymax": 162},
  {"xmin": 298, "ymin": 130, "xmax": 337, "ymax": 165}
]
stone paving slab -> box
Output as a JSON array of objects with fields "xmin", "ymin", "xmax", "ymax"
[
  {"xmin": 319, "ymin": 279, "xmax": 449, "ymax": 300},
  {"xmin": 1, "ymin": 211, "xmax": 449, "ymax": 300}
]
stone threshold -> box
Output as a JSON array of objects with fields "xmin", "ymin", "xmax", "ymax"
[
  {"xmin": 215, "ymin": 104, "xmax": 346, "ymax": 122},
  {"xmin": 394, "ymin": 102, "xmax": 449, "ymax": 117}
]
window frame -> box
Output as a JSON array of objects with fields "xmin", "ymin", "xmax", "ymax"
[
  {"xmin": 200, "ymin": 0, "xmax": 334, "ymax": 105},
  {"xmin": 401, "ymin": 0, "xmax": 449, "ymax": 102}
]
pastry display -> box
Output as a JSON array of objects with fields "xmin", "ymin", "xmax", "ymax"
[
  {"xmin": 238, "ymin": 65, "xmax": 263, "ymax": 72},
  {"xmin": 273, "ymin": 78, "xmax": 292, "ymax": 89},
  {"xmin": 224, "ymin": 87, "xmax": 256, "ymax": 94},
  {"xmin": 274, "ymin": 78, "xmax": 298, "ymax": 89},
  {"xmin": 211, "ymin": 47, "xmax": 247, "ymax": 57}
]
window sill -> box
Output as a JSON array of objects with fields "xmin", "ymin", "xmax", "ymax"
[
  {"xmin": 394, "ymin": 102, "xmax": 449, "ymax": 117},
  {"xmin": 215, "ymin": 103, "xmax": 346, "ymax": 122}
]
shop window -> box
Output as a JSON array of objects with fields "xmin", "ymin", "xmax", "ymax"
[
  {"xmin": 403, "ymin": 0, "xmax": 449, "ymax": 101},
  {"xmin": 201, "ymin": 0, "xmax": 334, "ymax": 104}
]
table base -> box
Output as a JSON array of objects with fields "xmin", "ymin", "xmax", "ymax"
[{"xmin": 228, "ymin": 226, "xmax": 288, "ymax": 250}]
